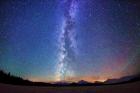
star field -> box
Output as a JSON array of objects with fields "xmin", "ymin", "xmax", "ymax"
[{"xmin": 0, "ymin": 0, "xmax": 140, "ymax": 82}]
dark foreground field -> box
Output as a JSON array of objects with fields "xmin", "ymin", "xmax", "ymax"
[{"xmin": 0, "ymin": 81, "xmax": 140, "ymax": 93}]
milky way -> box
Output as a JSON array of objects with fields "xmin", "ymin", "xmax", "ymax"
[
  {"xmin": 56, "ymin": 0, "xmax": 78, "ymax": 81},
  {"xmin": 0, "ymin": 0, "xmax": 140, "ymax": 83}
]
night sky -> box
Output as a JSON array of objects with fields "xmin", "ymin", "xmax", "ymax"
[{"xmin": 0, "ymin": 0, "xmax": 140, "ymax": 83}]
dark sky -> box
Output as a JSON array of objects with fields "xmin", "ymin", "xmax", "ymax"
[{"xmin": 0, "ymin": 0, "xmax": 140, "ymax": 82}]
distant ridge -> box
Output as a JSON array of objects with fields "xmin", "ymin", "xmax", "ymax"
[
  {"xmin": 104, "ymin": 74, "xmax": 140, "ymax": 85},
  {"xmin": 0, "ymin": 70, "xmax": 140, "ymax": 86}
]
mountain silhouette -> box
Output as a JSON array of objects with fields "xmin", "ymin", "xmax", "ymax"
[
  {"xmin": 0, "ymin": 70, "xmax": 140, "ymax": 86},
  {"xmin": 104, "ymin": 74, "xmax": 140, "ymax": 85}
]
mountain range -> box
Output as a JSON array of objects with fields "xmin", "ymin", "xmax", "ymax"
[{"xmin": 0, "ymin": 70, "xmax": 140, "ymax": 86}]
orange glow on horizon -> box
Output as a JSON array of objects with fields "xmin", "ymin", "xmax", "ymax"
[{"xmin": 28, "ymin": 75, "xmax": 109, "ymax": 83}]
